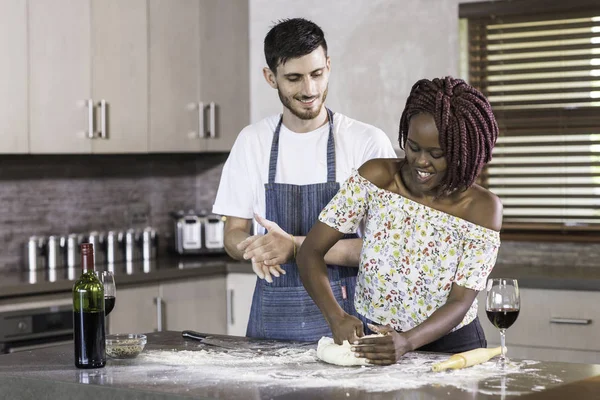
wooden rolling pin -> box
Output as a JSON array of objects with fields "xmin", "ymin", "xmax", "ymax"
[{"xmin": 431, "ymin": 346, "xmax": 504, "ymax": 372}]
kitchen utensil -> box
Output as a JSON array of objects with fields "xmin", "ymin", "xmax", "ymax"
[
  {"xmin": 124, "ymin": 229, "xmax": 141, "ymax": 262},
  {"xmin": 181, "ymin": 331, "xmax": 238, "ymax": 350},
  {"xmin": 142, "ymin": 227, "xmax": 158, "ymax": 260},
  {"xmin": 66, "ymin": 234, "xmax": 83, "ymax": 268},
  {"xmin": 106, "ymin": 230, "xmax": 124, "ymax": 264},
  {"xmin": 46, "ymin": 235, "xmax": 65, "ymax": 270},
  {"xmin": 431, "ymin": 346, "xmax": 504, "ymax": 372},
  {"xmin": 24, "ymin": 236, "xmax": 45, "ymax": 271},
  {"xmin": 87, "ymin": 231, "xmax": 106, "ymax": 265}
]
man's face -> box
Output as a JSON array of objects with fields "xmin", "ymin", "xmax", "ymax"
[{"xmin": 266, "ymin": 47, "xmax": 330, "ymax": 120}]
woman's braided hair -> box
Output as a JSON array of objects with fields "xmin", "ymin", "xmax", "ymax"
[{"xmin": 398, "ymin": 77, "xmax": 499, "ymax": 194}]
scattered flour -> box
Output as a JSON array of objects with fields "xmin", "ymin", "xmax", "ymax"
[{"xmin": 113, "ymin": 346, "xmax": 563, "ymax": 396}]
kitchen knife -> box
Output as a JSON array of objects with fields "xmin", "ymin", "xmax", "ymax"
[{"xmin": 181, "ymin": 330, "xmax": 239, "ymax": 350}]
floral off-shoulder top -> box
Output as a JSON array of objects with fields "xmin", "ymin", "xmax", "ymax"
[{"xmin": 319, "ymin": 169, "xmax": 501, "ymax": 333}]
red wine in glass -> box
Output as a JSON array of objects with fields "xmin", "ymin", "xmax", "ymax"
[
  {"xmin": 104, "ymin": 296, "xmax": 116, "ymax": 316},
  {"xmin": 486, "ymin": 308, "xmax": 519, "ymax": 329}
]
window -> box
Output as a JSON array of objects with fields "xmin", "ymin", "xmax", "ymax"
[{"xmin": 460, "ymin": 0, "xmax": 600, "ymax": 241}]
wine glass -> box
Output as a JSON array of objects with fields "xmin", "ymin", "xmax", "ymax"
[
  {"xmin": 96, "ymin": 271, "xmax": 116, "ymax": 316},
  {"xmin": 485, "ymin": 278, "xmax": 520, "ymax": 368}
]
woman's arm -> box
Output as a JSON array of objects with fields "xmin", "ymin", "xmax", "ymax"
[
  {"xmin": 353, "ymin": 283, "xmax": 478, "ymax": 365},
  {"xmin": 296, "ymin": 221, "xmax": 365, "ymax": 344}
]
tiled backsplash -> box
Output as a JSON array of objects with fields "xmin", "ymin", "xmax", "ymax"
[
  {"xmin": 0, "ymin": 153, "xmax": 228, "ymax": 271},
  {"xmin": 1, "ymin": 153, "xmax": 597, "ymax": 272}
]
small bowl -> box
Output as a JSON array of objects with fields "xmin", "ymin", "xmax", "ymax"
[{"xmin": 106, "ymin": 334, "xmax": 147, "ymax": 359}]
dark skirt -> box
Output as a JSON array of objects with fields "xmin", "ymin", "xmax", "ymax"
[{"xmin": 415, "ymin": 317, "xmax": 487, "ymax": 353}]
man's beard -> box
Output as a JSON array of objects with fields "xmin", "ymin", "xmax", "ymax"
[{"xmin": 278, "ymin": 87, "xmax": 328, "ymax": 120}]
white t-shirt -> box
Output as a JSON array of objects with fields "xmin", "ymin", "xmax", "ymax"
[{"xmin": 212, "ymin": 112, "xmax": 396, "ymax": 232}]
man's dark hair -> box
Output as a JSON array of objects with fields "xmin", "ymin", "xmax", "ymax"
[
  {"xmin": 264, "ymin": 18, "xmax": 328, "ymax": 73},
  {"xmin": 398, "ymin": 76, "xmax": 499, "ymax": 194}
]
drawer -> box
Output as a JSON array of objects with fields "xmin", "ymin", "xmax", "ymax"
[{"xmin": 477, "ymin": 288, "xmax": 600, "ymax": 352}]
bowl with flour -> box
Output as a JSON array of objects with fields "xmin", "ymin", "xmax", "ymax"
[{"xmin": 106, "ymin": 334, "xmax": 147, "ymax": 359}]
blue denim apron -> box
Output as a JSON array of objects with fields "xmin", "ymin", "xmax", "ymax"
[{"xmin": 246, "ymin": 109, "xmax": 368, "ymax": 341}]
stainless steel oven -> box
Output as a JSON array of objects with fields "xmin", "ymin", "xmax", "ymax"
[{"xmin": 0, "ymin": 298, "xmax": 73, "ymax": 354}]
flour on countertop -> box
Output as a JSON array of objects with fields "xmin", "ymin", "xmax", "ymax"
[{"xmin": 114, "ymin": 346, "xmax": 563, "ymax": 396}]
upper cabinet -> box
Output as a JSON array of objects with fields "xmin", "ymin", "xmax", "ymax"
[
  {"xmin": 4, "ymin": 0, "xmax": 248, "ymax": 155},
  {"xmin": 148, "ymin": 0, "xmax": 249, "ymax": 152},
  {"xmin": 29, "ymin": 0, "xmax": 147, "ymax": 154},
  {"xmin": 0, "ymin": 0, "xmax": 28, "ymax": 154}
]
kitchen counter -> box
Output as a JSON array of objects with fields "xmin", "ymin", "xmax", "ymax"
[
  {"xmin": 0, "ymin": 331, "xmax": 599, "ymax": 400},
  {"xmin": 2, "ymin": 256, "xmax": 600, "ymax": 300}
]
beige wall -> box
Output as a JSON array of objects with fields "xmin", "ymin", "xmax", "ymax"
[{"xmin": 249, "ymin": 0, "xmax": 481, "ymax": 149}]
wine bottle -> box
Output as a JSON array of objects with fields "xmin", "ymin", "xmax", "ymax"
[
  {"xmin": 73, "ymin": 243, "xmax": 106, "ymax": 369},
  {"xmin": 431, "ymin": 346, "xmax": 505, "ymax": 372}
]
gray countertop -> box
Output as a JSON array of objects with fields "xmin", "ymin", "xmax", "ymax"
[
  {"xmin": 0, "ymin": 331, "xmax": 599, "ymax": 400},
  {"xmin": 2, "ymin": 257, "xmax": 600, "ymax": 301}
]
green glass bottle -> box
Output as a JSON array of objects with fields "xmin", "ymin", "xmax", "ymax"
[{"xmin": 72, "ymin": 243, "xmax": 106, "ymax": 369}]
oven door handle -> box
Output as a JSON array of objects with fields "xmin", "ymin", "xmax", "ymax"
[{"xmin": 7, "ymin": 339, "xmax": 73, "ymax": 353}]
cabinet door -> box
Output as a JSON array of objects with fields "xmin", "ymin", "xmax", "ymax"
[
  {"xmin": 109, "ymin": 285, "xmax": 159, "ymax": 335},
  {"xmin": 160, "ymin": 276, "xmax": 227, "ymax": 334},
  {"xmin": 0, "ymin": 0, "xmax": 28, "ymax": 154},
  {"xmin": 148, "ymin": 0, "xmax": 203, "ymax": 152},
  {"xmin": 29, "ymin": 0, "xmax": 92, "ymax": 153},
  {"xmin": 226, "ymin": 272, "xmax": 256, "ymax": 336},
  {"xmin": 91, "ymin": 0, "xmax": 148, "ymax": 153},
  {"xmin": 200, "ymin": 0, "xmax": 249, "ymax": 152}
]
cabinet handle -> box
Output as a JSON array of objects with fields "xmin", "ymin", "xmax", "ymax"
[
  {"xmin": 154, "ymin": 296, "xmax": 164, "ymax": 331},
  {"xmin": 86, "ymin": 99, "xmax": 95, "ymax": 139},
  {"xmin": 550, "ymin": 317, "xmax": 592, "ymax": 325},
  {"xmin": 198, "ymin": 101, "xmax": 205, "ymax": 138},
  {"xmin": 208, "ymin": 102, "xmax": 216, "ymax": 138},
  {"xmin": 227, "ymin": 289, "xmax": 234, "ymax": 325},
  {"xmin": 99, "ymin": 99, "xmax": 107, "ymax": 139}
]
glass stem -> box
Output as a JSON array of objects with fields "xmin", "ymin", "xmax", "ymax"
[{"xmin": 500, "ymin": 329, "xmax": 506, "ymax": 361}]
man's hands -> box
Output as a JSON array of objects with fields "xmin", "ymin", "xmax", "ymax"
[
  {"xmin": 350, "ymin": 323, "xmax": 413, "ymax": 365},
  {"xmin": 237, "ymin": 214, "xmax": 293, "ymax": 282}
]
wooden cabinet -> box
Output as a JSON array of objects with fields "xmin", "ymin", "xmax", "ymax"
[
  {"xmin": 5, "ymin": 0, "xmax": 247, "ymax": 155},
  {"xmin": 161, "ymin": 276, "xmax": 227, "ymax": 334},
  {"xmin": 477, "ymin": 288, "xmax": 600, "ymax": 364},
  {"xmin": 29, "ymin": 0, "xmax": 148, "ymax": 154},
  {"xmin": 109, "ymin": 276, "xmax": 227, "ymax": 335},
  {"xmin": 109, "ymin": 285, "xmax": 159, "ymax": 334},
  {"xmin": 0, "ymin": 0, "xmax": 28, "ymax": 154},
  {"xmin": 148, "ymin": 0, "xmax": 249, "ymax": 152},
  {"xmin": 29, "ymin": 0, "xmax": 92, "ymax": 154},
  {"xmin": 226, "ymin": 272, "xmax": 256, "ymax": 336}
]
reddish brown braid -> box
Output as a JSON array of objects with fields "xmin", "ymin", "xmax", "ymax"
[{"xmin": 398, "ymin": 77, "xmax": 498, "ymax": 194}]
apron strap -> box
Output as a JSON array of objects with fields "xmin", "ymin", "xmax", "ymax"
[
  {"xmin": 268, "ymin": 116, "xmax": 283, "ymax": 184},
  {"xmin": 325, "ymin": 108, "xmax": 336, "ymax": 183},
  {"xmin": 268, "ymin": 109, "xmax": 336, "ymax": 184}
]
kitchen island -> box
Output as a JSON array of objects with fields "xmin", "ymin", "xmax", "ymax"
[{"xmin": 0, "ymin": 331, "xmax": 599, "ymax": 400}]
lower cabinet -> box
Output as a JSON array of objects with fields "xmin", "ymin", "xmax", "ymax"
[
  {"xmin": 109, "ymin": 275, "xmax": 228, "ymax": 335},
  {"xmin": 226, "ymin": 272, "xmax": 256, "ymax": 336},
  {"xmin": 477, "ymin": 288, "xmax": 600, "ymax": 364}
]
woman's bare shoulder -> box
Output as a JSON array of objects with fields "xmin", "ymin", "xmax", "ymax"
[
  {"xmin": 357, "ymin": 158, "xmax": 402, "ymax": 190},
  {"xmin": 463, "ymin": 185, "xmax": 503, "ymax": 231}
]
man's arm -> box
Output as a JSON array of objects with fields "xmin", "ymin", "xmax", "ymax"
[
  {"xmin": 239, "ymin": 215, "xmax": 362, "ymax": 267},
  {"xmin": 223, "ymin": 216, "xmax": 253, "ymax": 261}
]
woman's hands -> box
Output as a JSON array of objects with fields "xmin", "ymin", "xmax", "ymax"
[
  {"xmin": 329, "ymin": 313, "xmax": 365, "ymax": 345},
  {"xmin": 351, "ymin": 324, "xmax": 413, "ymax": 365}
]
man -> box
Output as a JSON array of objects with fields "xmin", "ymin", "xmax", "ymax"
[{"xmin": 212, "ymin": 18, "xmax": 396, "ymax": 341}]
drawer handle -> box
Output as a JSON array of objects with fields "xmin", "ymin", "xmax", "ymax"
[{"xmin": 550, "ymin": 318, "xmax": 592, "ymax": 325}]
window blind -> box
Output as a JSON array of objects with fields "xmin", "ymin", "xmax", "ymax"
[{"xmin": 462, "ymin": 4, "xmax": 600, "ymax": 232}]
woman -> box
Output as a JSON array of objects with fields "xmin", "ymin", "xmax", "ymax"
[{"xmin": 296, "ymin": 76, "xmax": 502, "ymax": 365}]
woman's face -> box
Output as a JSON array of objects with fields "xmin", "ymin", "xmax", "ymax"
[{"xmin": 404, "ymin": 112, "xmax": 448, "ymax": 195}]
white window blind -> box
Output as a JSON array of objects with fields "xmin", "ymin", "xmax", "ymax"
[{"xmin": 461, "ymin": 3, "xmax": 600, "ymax": 231}]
